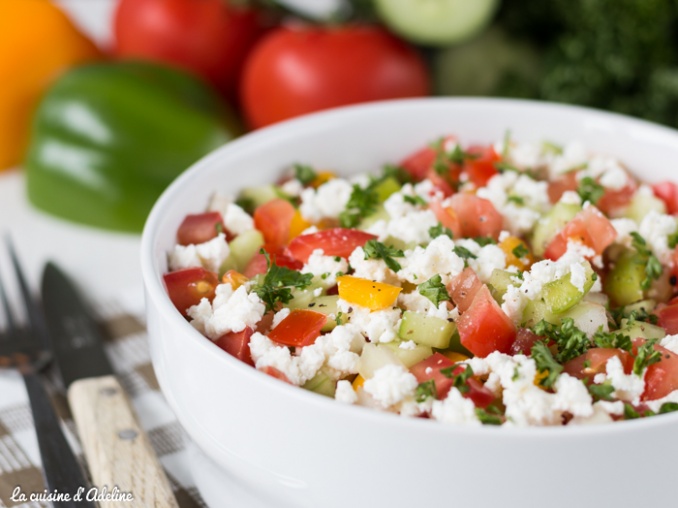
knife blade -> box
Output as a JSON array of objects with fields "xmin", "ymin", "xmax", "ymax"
[{"xmin": 41, "ymin": 262, "xmax": 178, "ymax": 508}]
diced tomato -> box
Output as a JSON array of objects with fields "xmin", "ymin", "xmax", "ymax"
[
  {"xmin": 641, "ymin": 343, "xmax": 678, "ymax": 401},
  {"xmin": 163, "ymin": 267, "xmax": 219, "ymax": 316},
  {"xmin": 462, "ymin": 144, "xmax": 499, "ymax": 187},
  {"xmin": 425, "ymin": 169, "xmax": 455, "ymax": 197},
  {"xmin": 214, "ymin": 327, "xmax": 255, "ymax": 366},
  {"xmin": 410, "ymin": 353, "xmax": 494, "ymax": 407},
  {"xmin": 267, "ymin": 309, "xmax": 327, "ymax": 347},
  {"xmin": 547, "ymin": 172, "xmax": 578, "ymax": 204},
  {"xmin": 447, "ymin": 193, "xmax": 503, "ymax": 239},
  {"xmin": 597, "ymin": 179, "xmax": 637, "ymax": 215},
  {"xmin": 563, "ymin": 348, "xmax": 633, "ymax": 381},
  {"xmin": 399, "ymin": 135, "xmax": 457, "ymax": 182},
  {"xmin": 652, "ymin": 181, "xmax": 678, "ymax": 215},
  {"xmin": 544, "ymin": 205, "xmax": 616, "ymax": 260},
  {"xmin": 253, "ymin": 198, "xmax": 296, "ymax": 252},
  {"xmin": 510, "ymin": 328, "xmax": 542, "ymax": 356},
  {"xmin": 428, "ymin": 199, "xmax": 462, "ymax": 238},
  {"xmin": 177, "ymin": 211, "xmax": 229, "ymax": 245},
  {"xmin": 457, "ymin": 286, "xmax": 516, "ymax": 357},
  {"xmin": 259, "ymin": 366, "xmax": 292, "ymax": 384},
  {"xmin": 657, "ymin": 302, "xmax": 678, "ymax": 335},
  {"xmin": 447, "ymin": 267, "xmax": 483, "ymax": 313},
  {"xmin": 287, "ymin": 228, "xmax": 376, "ymax": 263},
  {"xmin": 243, "ymin": 250, "xmax": 303, "ymax": 278}
]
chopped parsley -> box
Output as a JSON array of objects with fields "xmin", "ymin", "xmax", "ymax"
[
  {"xmin": 293, "ymin": 163, "xmax": 317, "ymax": 185},
  {"xmin": 632, "ymin": 338, "xmax": 663, "ymax": 376},
  {"xmin": 507, "ymin": 195, "xmax": 525, "ymax": 206},
  {"xmin": 668, "ymin": 231, "xmax": 678, "ymax": 249},
  {"xmin": 592, "ymin": 329, "xmax": 632, "ymax": 351},
  {"xmin": 530, "ymin": 341, "xmax": 564, "ymax": 388},
  {"xmin": 475, "ymin": 407, "xmax": 503, "ymax": 425},
  {"xmin": 453, "ymin": 245, "xmax": 477, "ymax": 260},
  {"xmin": 415, "ymin": 379, "xmax": 437, "ymax": 402},
  {"xmin": 418, "ymin": 275, "xmax": 451, "ymax": 307},
  {"xmin": 252, "ymin": 250, "xmax": 314, "ymax": 312},
  {"xmin": 623, "ymin": 403, "xmax": 656, "ymax": 420},
  {"xmin": 440, "ymin": 364, "xmax": 474, "ymax": 396},
  {"xmin": 381, "ymin": 164, "xmax": 412, "ymax": 185},
  {"xmin": 403, "ymin": 194, "xmax": 427, "ymax": 206},
  {"xmin": 473, "ymin": 236, "xmax": 496, "ymax": 246},
  {"xmin": 659, "ymin": 402, "xmax": 678, "ymax": 414},
  {"xmin": 630, "ymin": 231, "xmax": 663, "ymax": 290},
  {"xmin": 577, "ymin": 176, "xmax": 605, "ymax": 204},
  {"xmin": 447, "ymin": 143, "xmax": 479, "ymax": 165},
  {"xmin": 512, "ymin": 243, "xmax": 530, "ymax": 259},
  {"xmin": 339, "ymin": 183, "xmax": 379, "ymax": 228},
  {"xmin": 588, "ymin": 382, "xmax": 615, "ymax": 401},
  {"xmin": 430, "ymin": 137, "xmax": 478, "ymax": 175},
  {"xmin": 363, "ymin": 240, "xmax": 404, "ymax": 272},
  {"xmin": 533, "ymin": 318, "xmax": 590, "ymax": 363},
  {"xmin": 610, "ymin": 305, "xmax": 658, "ymax": 327},
  {"xmin": 494, "ymin": 161, "xmax": 520, "ymax": 173},
  {"xmin": 429, "ymin": 223, "xmax": 453, "ymax": 239}
]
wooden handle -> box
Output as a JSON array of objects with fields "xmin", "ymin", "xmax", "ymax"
[{"xmin": 68, "ymin": 375, "xmax": 179, "ymax": 508}]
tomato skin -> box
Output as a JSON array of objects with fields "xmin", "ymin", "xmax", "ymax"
[
  {"xmin": 641, "ymin": 343, "xmax": 678, "ymax": 401},
  {"xmin": 545, "ymin": 205, "xmax": 616, "ymax": 260},
  {"xmin": 658, "ymin": 302, "xmax": 678, "ymax": 335},
  {"xmin": 243, "ymin": 251, "xmax": 302, "ymax": 278},
  {"xmin": 547, "ymin": 172, "xmax": 578, "ymax": 204},
  {"xmin": 259, "ymin": 366, "xmax": 292, "ymax": 383},
  {"xmin": 287, "ymin": 228, "xmax": 376, "ymax": 263},
  {"xmin": 653, "ymin": 181, "xmax": 678, "ymax": 215},
  {"xmin": 429, "ymin": 199, "xmax": 462, "ymax": 239},
  {"xmin": 447, "ymin": 267, "xmax": 483, "ymax": 313},
  {"xmin": 163, "ymin": 267, "xmax": 219, "ymax": 316},
  {"xmin": 510, "ymin": 328, "xmax": 542, "ymax": 356},
  {"xmin": 597, "ymin": 179, "xmax": 637, "ymax": 215},
  {"xmin": 447, "ymin": 193, "xmax": 503, "ymax": 239},
  {"xmin": 457, "ymin": 286, "xmax": 516, "ymax": 357},
  {"xmin": 399, "ymin": 136, "xmax": 458, "ymax": 183},
  {"xmin": 253, "ymin": 198, "xmax": 296, "ymax": 252},
  {"xmin": 267, "ymin": 309, "xmax": 327, "ymax": 347},
  {"xmin": 177, "ymin": 211, "xmax": 228, "ymax": 245},
  {"xmin": 214, "ymin": 327, "xmax": 255, "ymax": 366},
  {"xmin": 241, "ymin": 25, "xmax": 429, "ymax": 129},
  {"xmin": 463, "ymin": 145, "xmax": 499, "ymax": 187},
  {"xmin": 113, "ymin": 0, "xmax": 268, "ymax": 97},
  {"xmin": 563, "ymin": 348, "xmax": 633, "ymax": 381}
]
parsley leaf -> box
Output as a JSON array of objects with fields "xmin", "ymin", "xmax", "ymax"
[
  {"xmin": 630, "ymin": 232, "xmax": 663, "ymax": 290},
  {"xmin": 403, "ymin": 195, "xmax": 426, "ymax": 206},
  {"xmin": 429, "ymin": 223, "xmax": 453, "ymax": 239},
  {"xmin": 415, "ymin": 379, "xmax": 437, "ymax": 402},
  {"xmin": 475, "ymin": 407, "xmax": 503, "ymax": 425},
  {"xmin": 440, "ymin": 364, "xmax": 473, "ymax": 394},
  {"xmin": 577, "ymin": 176, "xmax": 605, "ymax": 204},
  {"xmin": 418, "ymin": 275, "xmax": 451, "ymax": 307},
  {"xmin": 659, "ymin": 402, "xmax": 678, "ymax": 414},
  {"xmin": 293, "ymin": 164, "xmax": 317, "ymax": 185},
  {"xmin": 507, "ymin": 195, "xmax": 525, "ymax": 206},
  {"xmin": 512, "ymin": 243, "xmax": 530, "ymax": 259},
  {"xmin": 611, "ymin": 305, "xmax": 658, "ymax": 327},
  {"xmin": 588, "ymin": 382, "xmax": 615, "ymax": 401},
  {"xmin": 447, "ymin": 143, "xmax": 479, "ymax": 165},
  {"xmin": 339, "ymin": 184, "xmax": 379, "ymax": 228},
  {"xmin": 623, "ymin": 403, "xmax": 655, "ymax": 419},
  {"xmin": 530, "ymin": 341, "xmax": 564, "ymax": 388},
  {"xmin": 381, "ymin": 164, "xmax": 412, "ymax": 185},
  {"xmin": 632, "ymin": 338, "xmax": 663, "ymax": 376},
  {"xmin": 363, "ymin": 239, "xmax": 404, "ymax": 272},
  {"xmin": 533, "ymin": 318, "xmax": 591, "ymax": 363},
  {"xmin": 252, "ymin": 251, "xmax": 314, "ymax": 312},
  {"xmin": 494, "ymin": 161, "xmax": 520, "ymax": 173},
  {"xmin": 474, "ymin": 236, "xmax": 496, "ymax": 246},
  {"xmin": 668, "ymin": 231, "xmax": 678, "ymax": 249},
  {"xmin": 592, "ymin": 329, "xmax": 632, "ymax": 351},
  {"xmin": 453, "ymin": 245, "xmax": 477, "ymax": 260}
]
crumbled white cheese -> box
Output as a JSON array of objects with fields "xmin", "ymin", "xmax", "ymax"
[
  {"xmin": 548, "ymin": 141, "xmax": 588, "ymax": 176},
  {"xmin": 167, "ymin": 233, "xmax": 230, "ymax": 273},
  {"xmin": 578, "ymin": 155, "xmax": 629, "ymax": 191},
  {"xmin": 279, "ymin": 178, "xmax": 304, "ymax": 197},
  {"xmin": 271, "ymin": 308, "xmax": 291, "ymax": 329},
  {"xmin": 603, "ymin": 355, "xmax": 646, "ymax": 405},
  {"xmin": 639, "ymin": 210, "xmax": 677, "ymax": 264},
  {"xmin": 559, "ymin": 190, "xmax": 583, "ymax": 206},
  {"xmin": 367, "ymin": 209, "xmax": 438, "ymax": 245},
  {"xmin": 660, "ymin": 334, "xmax": 678, "ymax": 355},
  {"xmin": 455, "ymin": 239, "xmax": 507, "ymax": 283},
  {"xmin": 335, "ymin": 380, "xmax": 357, "ymax": 404},
  {"xmin": 430, "ymin": 388, "xmax": 481, "ymax": 425},
  {"xmin": 349, "ymin": 306, "xmax": 401, "ymax": 343},
  {"xmin": 611, "ymin": 218, "xmax": 638, "ymax": 247},
  {"xmin": 188, "ymin": 284, "xmax": 265, "ymax": 339},
  {"xmin": 398, "ymin": 235, "xmax": 464, "ymax": 285},
  {"xmin": 348, "ymin": 246, "xmax": 401, "ymax": 285},
  {"xmin": 645, "ymin": 389, "xmax": 678, "ymax": 413},
  {"xmin": 223, "ymin": 203, "xmax": 254, "ymax": 236},
  {"xmin": 363, "ymin": 364, "xmax": 418, "ymax": 408},
  {"xmin": 399, "ymin": 340, "xmax": 417, "ymax": 350},
  {"xmin": 299, "ymin": 178, "xmax": 353, "ymax": 223},
  {"xmin": 302, "ymin": 249, "xmax": 349, "ymax": 288}
]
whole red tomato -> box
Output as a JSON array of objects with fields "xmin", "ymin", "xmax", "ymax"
[
  {"xmin": 240, "ymin": 25, "xmax": 430, "ymax": 129},
  {"xmin": 113, "ymin": 0, "xmax": 268, "ymax": 98}
]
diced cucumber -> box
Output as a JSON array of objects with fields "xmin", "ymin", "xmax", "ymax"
[
  {"xmin": 621, "ymin": 299, "xmax": 657, "ymax": 317},
  {"xmin": 357, "ymin": 343, "xmax": 404, "ymax": 379},
  {"xmin": 357, "ymin": 205, "xmax": 389, "ymax": 231},
  {"xmin": 224, "ymin": 229, "xmax": 264, "ymax": 273},
  {"xmin": 488, "ymin": 268, "xmax": 517, "ymax": 304},
  {"xmin": 561, "ymin": 302, "xmax": 608, "ymax": 338},
  {"xmin": 373, "ymin": 176, "xmax": 401, "ymax": 202},
  {"xmin": 398, "ymin": 310, "xmax": 455, "ymax": 349},
  {"xmin": 622, "ymin": 191, "xmax": 666, "ymax": 223},
  {"xmin": 620, "ymin": 318, "xmax": 666, "ymax": 341},
  {"xmin": 309, "ymin": 295, "xmax": 341, "ymax": 332},
  {"xmin": 288, "ymin": 285, "xmax": 320, "ymax": 310},
  {"xmin": 530, "ymin": 202, "xmax": 581, "ymax": 257},
  {"xmin": 374, "ymin": 0, "xmax": 499, "ymax": 46},
  {"xmin": 522, "ymin": 299, "xmax": 559, "ymax": 328},
  {"xmin": 302, "ymin": 369, "xmax": 336, "ymax": 398},
  {"xmin": 382, "ymin": 341, "xmax": 433, "ymax": 368},
  {"xmin": 541, "ymin": 262, "xmax": 596, "ymax": 314},
  {"xmin": 237, "ymin": 184, "xmax": 290, "ymax": 211},
  {"xmin": 383, "ymin": 236, "xmax": 416, "ymax": 252},
  {"xmin": 604, "ymin": 248, "xmax": 645, "ymax": 307}
]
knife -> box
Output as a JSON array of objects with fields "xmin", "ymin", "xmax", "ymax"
[{"xmin": 41, "ymin": 262, "xmax": 178, "ymax": 508}]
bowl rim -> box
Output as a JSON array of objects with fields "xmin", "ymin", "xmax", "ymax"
[{"xmin": 141, "ymin": 96, "xmax": 678, "ymax": 436}]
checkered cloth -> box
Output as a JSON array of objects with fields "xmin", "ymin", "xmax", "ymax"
[{"xmin": 0, "ymin": 300, "xmax": 204, "ymax": 508}]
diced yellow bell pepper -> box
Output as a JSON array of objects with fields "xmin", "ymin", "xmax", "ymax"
[
  {"xmin": 311, "ymin": 170, "xmax": 336, "ymax": 188},
  {"xmin": 289, "ymin": 210, "xmax": 312, "ymax": 239},
  {"xmin": 499, "ymin": 236, "xmax": 534, "ymax": 270},
  {"xmin": 352, "ymin": 374, "xmax": 365, "ymax": 391},
  {"xmin": 221, "ymin": 269, "xmax": 248, "ymax": 291},
  {"xmin": 337, "ymin": 275, "xmax": 402, "ymax": 311},
  {"xmin": 442, "ymin": 351, "xmax": 470, "ymax": 364}
]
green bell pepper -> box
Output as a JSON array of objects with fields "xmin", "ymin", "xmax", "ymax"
[{"xmin": 25, "ymin": 60, "xmax": 240, "ymax": 232}]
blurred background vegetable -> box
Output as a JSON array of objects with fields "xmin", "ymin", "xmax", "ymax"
[
  {"xmin": 26, "ymin": 61, "xmax": 240, "ymax": 232},
  {"xmin": 0, "ymin": 0, "xmax": 100, "ymax": 170}
]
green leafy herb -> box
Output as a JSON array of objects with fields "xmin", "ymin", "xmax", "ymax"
[
  {"xmin": 252, "ymin": 250, "xmax": 314, "ymax": 312},
  {"xmin": 335, "ymin": 311, "xmax": 344, "ymax": 326},
  {"xmin": 611, "ymin": 305, "xmax": 658, "ymax": 327},
  {"xmin": 592, "ymin": 329, "xmax": 632, "ymax": 351},
  {"xmin": 381, "ymin": 164, "xmax": 412, "ymax": 185},
  {"xmin": 512, "ymin": 243, "xmax": 530, "ymax": 259},
  {"xmin": 507, "ymin": 195, "xmax": 525, "ymax": 206},
  {"xmin": 630, "ymin": 231, "xmax": 663, "ymax": 290},
  {"xmin": 623, "ymin": 403, "xmax": 655, "ymax": 420},
  {"xmin": 474, "ymin": 236, "xmax": 496, "ymax": 246},
  {"xmin": 403, "ymin": 195, "xmax": 426, "ymax": 206},
  {"xmin": 440, "ymin": 364, "xmax": 473, "ymax": 394},
  {"xmin": 475, "ymin": 407, "xmax": 503, "ymax": 425},
  {"xmin": 429, "ymin": 223, "xmax": 453, "ymax": 239},
  {"xmin": 659, "ymin": 402, "xmax": 678, "ymax": 414},
  {"xmin": 633, "ymin": 338, "xmax": 663, "ymax": 376},
  {"xmin": 339, "ymin": 184, "xmax": 379, "ymax": 228},
  {"xmin": 533, "ymin": 318, "xmax": 590, "ymax": 363},
  {"xmin": 418, "ymin": 275, "xmax": 451, "ymax": 307},
  {"xmin": 235, "ymin": 195, "xmax": 256, "ymax": 215},
  {"xmin": 494, "ymin": 161, "xmax": 520, "ymax": 173},
  {"xmin": 453, "ymin": 245, "xmax": 477, "ymax": 260},
  {"xmin": 363, "ymin": 239, "xmax": 404, "ymax": 272},
  {"xmin": 530, "ymin": 341, "xmax": 564, "ymax": 388},
  {"xmin": 668, "ymin": 231, "xmax": 678, "ymax": 249},
  {"xmin": 415, "ymin": 379, "xmax": 437, "ymax": 402},
  {"xmin": 577, "ymin": 176, "xmax": 605, "ymax": 204},
  {"xmin": 293, "ymin": 163, "xmax": 317, "ymax": 185},
  {"xmin": 588, "ymin": 382, "xmax": 615, "ymax": 401},
  {"xmin": 447, "ymin": 143, "xmax": 479, "ymax": 165}
]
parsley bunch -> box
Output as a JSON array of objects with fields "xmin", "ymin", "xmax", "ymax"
[
  {"xmin": 532, "ymin": 318, "xmax": 590, "ymax": 363},
  {"xmin": 577, "ymin": 176, "xmax": 605, "ymax": 204},
  {"xmin": 339, "ymin": 184, "xmax": 379, "ymax": 228},
  {"xmin": 293, "ymin": 163, "xmax": 317, "ymax": 185},
  {"xmin": 363, "ymin": 240, "xmax": 404, "ymax": 272},
  {"xmin": 252, "ymin": 251, "xmax": 313, "ymax": 312},
  {"xmin": 530, "ymin": 341, "xmax": 563, "ymax": 388},
  {"xmin": 418, "ymin": 275, "xmax": 451, "ymax": 307},
  {"xmin": 630, "ymin": 232, "xmax": 662, "ymax": 290},
  {"xmin": 633, "ymin": 338, "xmax": 663, "ymax": 376}
]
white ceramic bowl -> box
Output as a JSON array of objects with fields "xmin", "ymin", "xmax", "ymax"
[{"xmin": 141, "ymin": 98, "xmax": 678, "ymax": 508}]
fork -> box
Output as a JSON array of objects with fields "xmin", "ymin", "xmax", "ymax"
[{"xmin": 0, "ymin": 238, "xmax": 95, "ymax": 507}]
